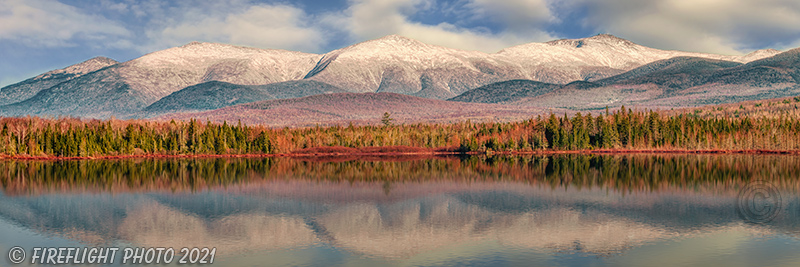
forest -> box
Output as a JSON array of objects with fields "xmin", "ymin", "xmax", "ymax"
[
  {"xmin": 3, "ymin": 154, "xmax": 800, "ymax": 196},
  {"xmin": 1, "ymin": 105, "xmax": 799, "ymax": 158}
]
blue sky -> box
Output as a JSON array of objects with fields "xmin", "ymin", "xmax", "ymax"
[{"xmin": 2, "ymin": 0, "xmax": 800, "ymax": 87}]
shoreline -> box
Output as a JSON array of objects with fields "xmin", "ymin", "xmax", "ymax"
[{"xmin": 1, "ymin": 148, "xmax": 799, "ymax": 161}]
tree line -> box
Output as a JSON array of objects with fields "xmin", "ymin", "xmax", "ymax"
[
  {"xmin": 3, "ymin": 154, "xmax": 799, "ymax": 195},
  {"xmin": 1, "ymin": 106, "xmax": 799, "ymax": 157}
]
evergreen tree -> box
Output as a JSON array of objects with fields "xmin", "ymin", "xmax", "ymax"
[{"xmin": 381, "ymin": 112, "xmax": 394, "ymax": 127}]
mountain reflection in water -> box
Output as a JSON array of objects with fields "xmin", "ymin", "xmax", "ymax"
[{"xmin": 1, "ymin": 154, "xmax": 799, "ymax": 266}]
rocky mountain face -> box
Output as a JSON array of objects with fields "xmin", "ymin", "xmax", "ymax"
[{"xmin": 0, "ymin": 34, "xmax": 789, "ymax": 119}]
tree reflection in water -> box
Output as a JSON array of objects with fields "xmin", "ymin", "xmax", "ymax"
[{"xmin": 0, "ymin": 154, "xmax": 798, "ymax": 264}]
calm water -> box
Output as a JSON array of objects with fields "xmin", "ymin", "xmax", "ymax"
[{"xmin": 1, "ymin": 154, "xmax": 799, "ymax": 267}]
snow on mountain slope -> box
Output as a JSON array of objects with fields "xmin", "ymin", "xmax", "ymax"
[
  {"xmin": 38, "ymin": 56, "xmax": 119, "ymax": 79},
  {"xmin": 738, "ymin": 49, "xmax": 783, "ymax": 63},
  {"xmin": 494, "ymin": 34, "xmax": 780, "ymax": 84},
  {"xmin": 0, "ymin": 43, "xmax": 321, "ymax": 118},
  {"xmin": 304, "ymin": 35, "xmax": 522, "ymax": 98},
  {"xmin": 118, "ymin": 41, "xmax": 321, "ymax": 101},
  {"xmin": 304, "ymin": 34, "xmax": 781, "ymax": 97},
  {"xmin": 0, "ymin": 57, "xmax": 118, "ymax": 105},
  {"xmin": 509, "ymin": 49, "xmax": 800, "ymax": 110},
  {"xmin": 0, "ymin": 34, "xmax": 789, "ymax": 119}
]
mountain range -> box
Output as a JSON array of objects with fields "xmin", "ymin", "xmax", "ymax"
[
  {"xmin": 454, "ymin": 50, "xmax": 800, "ymax": 110},
  {"xmin": 0, "ymin": 34, "xmax": 795, "ymax": 125}
]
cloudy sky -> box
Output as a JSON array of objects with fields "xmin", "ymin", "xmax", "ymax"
[{"xmin": 2, "ymin": 0, "xmax": 800, "ymax": 87}]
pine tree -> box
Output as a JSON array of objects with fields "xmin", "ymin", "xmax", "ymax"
[
  {"xmin": 601, "ymin": 119, "xmax": 620, "ymax": 148},
  {"xmin": 381, "ymin": 112, "xmax": 394, "ymax": 127}
]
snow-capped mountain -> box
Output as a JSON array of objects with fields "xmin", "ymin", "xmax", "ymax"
[
  {"xmin": 0, "ymin": 56, "xmax": 118, "ymax": 105},
  {"xmin": 454, "ymin": 48, "xmax": 800, "ymax": 109},
  {"xmin": 120, "ymin": 41, "xmax": 320, "ymax": 99},
  {"xmin": 303, "ymin": 35, "xmax": 522, "ymax": 98},
  {"xmin": 0, "ymin": 42, "xmax": 320, "ymax": 117},
  {"xmin": 493, "ymin": 34, "xmax": 780, "ymax": 83},
  {"xmin": 0, "ymin": 34, "xmax": 788, "ymax": 119},
  {"xmin": 304, "ymin": 34, "xmax": 780, "ymax": 98}
]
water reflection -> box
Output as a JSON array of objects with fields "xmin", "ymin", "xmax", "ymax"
[{"xmin": 1, "ymin": 155, "xmax": 799, "ymax": 266}]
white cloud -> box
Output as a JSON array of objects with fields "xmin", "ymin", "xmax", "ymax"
[
  {"xmin": 393, "ymin": 22, "xmax": 543, "ymax": 52},
  {"xmin": 578, "ymin": 0, "xmax": 800, "ymax": 54},
  {"xmin": 0, "ymin": 0, "xmax": 131, "ymax": 47},
  {"xmin": 0, "ymin": 0, "xmax": 326, "ymax": 53},
  {"xmin": 468, "ymin": 0, "xmax": 555, "ymax": 32},
  {"xmin": 326, "ymin": 0, "xmax": 556, "ymax": 53},
  {"xmin": 5, "ymin": 0, "xmax": 798, "ymax": 59},
  {"xmin": 123, "ymin": 0, "xmax": 166, "ymax": 18},
  {"xmin": 99, "ymin": 0, "xmax": 129, "ymax": 13},
  {"xmin": 145, "ymin": 2, "xmax": 324, "ymax": 52}
]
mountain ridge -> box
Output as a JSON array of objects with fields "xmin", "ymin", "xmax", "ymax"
[
  {"xmin": 466, "ymin": 52, "xmax": 800, "ymax": 110},
  {"xmin": 0, "ymin": 43, "xmax": 322, "ymax": 117},
  {"xmin": 0, "ymin": 56, "xmax": 119, "ymax": 106},
  {"xmin": 0, "ymin": 34, "xmax": 792, "ymax": 120}
]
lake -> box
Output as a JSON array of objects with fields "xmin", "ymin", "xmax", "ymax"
[{"xmin": 1, "ymin": 154, "xmax": 799, "ymax": 266}]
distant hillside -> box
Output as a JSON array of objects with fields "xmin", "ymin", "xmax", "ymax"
[
  {"xmin": 143, "ymin": 80, "xmax": 346, "ymax": 115},
  {"xmin": 595, "ymin": 56, "xmax": 743, "ymax": 87},
  {"xmin": 499, "ymin": 51, "xmax": 800, "ymax": 110},
  {"xmin": 450, "ymin": 57, "xmax": 746, "ymax": 106},
  {"xmin": 707, "ymin": 48, "xmax": 800, "ymax": 87},
  {"xmin": 646, "ymin": 48, "xmax": 800, "ymax": 107},
  {"xmin": 0, "ymin": 57, "xmax": 118, "ymax": 106},
  {"xmin": 663, "ymin": 95, "xmax": 800, "ymax": 119},
  {"xmin": 448, "ymin": 80, "xmax": 560, "ymax": 104},
  {"xmin": 0, "ymin": 68, "xmax": 144, "ymax": 118},
  {"xmin": 162, "ymin": 92, "xmax": 553, "ymax": 127}
]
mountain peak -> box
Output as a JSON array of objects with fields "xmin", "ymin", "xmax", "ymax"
[
  {"xmin": 181, "ymin": 41, "xmax": 206, "ymax": 47},
  {"xmin": 360, "ymin": 34, "xmax": 428, "ymax": 47},
  {"xmin": 330, "ymin": 34, "xmax": 442, "ymax": 55},
  {"xmin": 545, "ymin": 34, "xmax": 636, "ymax": 48},
  {"xmin": 745, "ymin": 48, "xmax": 780, "ymax": 56},
  {"xmin": 586, "ymin": 34, "xmax": 629, "ymax": 42},
  {"xmin": 38, "ymin": 56, "xmax": 118, "ymax": 78},
  {"xmin": 176, "ymin": 41, "xmax": 237, "ymax": 50},
  {"xmin": 739, "ymin": 48, "xmax": 783, "ymax": 62},
  {"xmin": 756, "ymin": 48, "xmax": 779, "ymax": 53},
  {"xmin": 375, "ymin": 34, "xmax": 417, "ymax": 42},
  {"xmin": 176, "ymin": 41, "xmax": 246, "ymax": 50},
  {"xmin": 84, "ymin": 56, "xmax": 119, "ymax": 65},
  {"xmin": 132, "ymin": 41, "xmax": 317, "ymax": 68}
]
